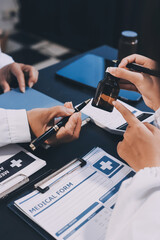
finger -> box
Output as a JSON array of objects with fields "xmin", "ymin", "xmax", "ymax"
[
  {"xmin": 55, "ymin": 113, "xmax": 80, "ymax": 142},
  {"xmin": 123, "ymin": 126, "xmax": 135, "ymax": 144},
  {"xmin": 1, "ymin": 81, "xmax": 10, "ymax": 92},
  {"xmin": 113, "ymin": 101, "xmax": 141, "ymax": 126},
  {"xmin": 118, "ymin": 54, "xmax": 149, "ymax": 68},
  {"xmin": 71, "ymin": 112, "xmax": 82, "ymax": 138},
  {"xmin": 117, "ymin": 140, "xmax": 126, "ymax": 158},
  {"xmin": 11, "ymin": 63, "xmax": 26, "ymax": 92},
  {"xmin": 107, "ymin": 67, "xmax": 143, "ymax": 86},
  {"xmin": 117, "ymin": 141, "xmax": 123, "ymax": 154},
  {"xmin": 117, "ymin": 140, "xmax": 130, "ymax": 162},
  {"xmin": 22, "ymin": 65, "xmax": 39, "ymax": 87},
  {"xmin": 119, "ymin": 83, "xmax": 139, "ymax": 92},
  {"xmin": 47, "ymin": 106, "xmax": 74, "ymax": 121},
  {"xmin": 63, "ymin": 113, "xmax": 79, "ymax": 137},
  {"xmin": 119, "ymin": 79, "xmax": 133, "ymax": 84},
  {"xmin": 143, "ymin": 122, "xmax": 158, "ymax": 134},
  {"xmin": 64, "ymin": 102, "xmax": 74, "ymax": 109}
]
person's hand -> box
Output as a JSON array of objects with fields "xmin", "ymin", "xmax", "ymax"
[
  {"xmin": 108, "ymin": 54, "xmax": 160, "ymax": 111},
  {"xmin": 27, "ymin": 102, "xmax": 82, "ymax": 145},
  {"xmin": 0, "ymin": 62, "xmax": 39, "ymax": 93},
  {"xmin": 113, "ymin": 101, "xmax": 160, "ymax": 171}
]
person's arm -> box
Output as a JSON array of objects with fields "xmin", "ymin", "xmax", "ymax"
[
  {"xmin": 105, "ymin": 167, "xmax": 160, "ymax": 240},
  {"xmin": 0, "ymin": 103, "xmax": 81, "ymax": 147},
  {"xmin": 105, "ymin": 101, "xmax": 160, "ymax": 239},
  {"xmin": 0, "ymin": 108, "xmax": 31, "ymax": 147}
]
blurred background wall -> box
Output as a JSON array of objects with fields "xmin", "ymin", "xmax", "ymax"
[{"xmin": 1, "ymin": 0, "xmax": 160, "ymax": 61}]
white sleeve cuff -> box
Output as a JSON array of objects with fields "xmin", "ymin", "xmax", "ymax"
[
  {"xmin": 154, "ymin": 107, "xmax": 160, "ymax": 129},
  {"xmin": 0, "ymin": 109, "xmax": 31, "ymax": 147},
  {"xmin": 0, "ymin": 52, "xmax": 14, "ymax": 69}
]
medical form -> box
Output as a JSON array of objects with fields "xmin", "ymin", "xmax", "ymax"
[{"xmin": 13, "ymin": 147, "xmax": 135, "ymax": 240}]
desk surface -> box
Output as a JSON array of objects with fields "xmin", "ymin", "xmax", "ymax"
[{"xmin": 0, "ymin": 45, "xmax": 152, "ymax": 240}]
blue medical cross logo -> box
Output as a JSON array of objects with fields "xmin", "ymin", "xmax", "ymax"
[{"xmin": 93, "ymin": 156, "xmax": 120, "ymax": 175}]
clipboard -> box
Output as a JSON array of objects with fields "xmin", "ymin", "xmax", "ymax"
[
  {"xmin": 0, "ymin": 174, "xmax": 29, "ymax": 199},
  {"xmin": 8, "ymin": 147, "xmax": 135, "ymax": 240},
  {"xmin": 0, "ymin": 144, "xmax": 46, "ymax": 200},
  {"xmin": 8, "ymin": 157, "xmax": 87, "ymax": 240}
]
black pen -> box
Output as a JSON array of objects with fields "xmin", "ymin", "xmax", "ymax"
[
  {"xmin": 30, "ymin": 99, "xmax": 91, "ymax": 150},
  {"xmin": 113, "ymin": 60, "xmax": 160, "ymax": 78},
  {"xmin": 126, "ymin": 62, "xmax": 160, "ymax": 78}
]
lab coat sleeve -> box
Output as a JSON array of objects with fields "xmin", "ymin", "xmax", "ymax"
[
  {"xmin": 105, "ymin": 167, "xmax": 160, "ymax": 240},
  {"xmin": 0, "ymin": 108, "xmax": 31, "ymax": 147},
  {"xmin": 0, "ymin": 52, "xmax": 14, "ymax": 69}
]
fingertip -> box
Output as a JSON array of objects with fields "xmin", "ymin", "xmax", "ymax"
[
  {"xmin": 107, "ymin": 67, "xmax": 117, "ymax": 76},
  {"xmin": 64, "ymin": 101, "xmax": 73, "ymax": 109},
  {"xmin": 29, "ymin": 82, "xmax": 34, "ymax": 88},
  {"xmin": 118, "ymin": 59, "xmax": 128, "ymax": 68},
  {"xmin": 112, "ymin": 101, "xmax": 116, "ymax": 106},
  {"xmin": 4, "ymin": 88, "xmax": 10, "ymax": 93},
  {"xmin": 75, "ymin": 112, "xmax": 80, "ymax": 118},
  {"xmin": 21, "ymin": 87, "xmax": 25, "ymax": 93}
]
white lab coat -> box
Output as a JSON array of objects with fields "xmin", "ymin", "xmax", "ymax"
[
  {"xmin": 105, "ymin": 167, "xmax": 160, "ymax": 240},
  {"xmin": 105, "ymin": 109, "xmax": 160, "ymax": 240},
  {"xmin": 0, "ymin": 52, "xmax": 31, "ymax": 147}
]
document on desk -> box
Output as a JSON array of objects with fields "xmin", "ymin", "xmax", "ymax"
[
  {"xmin": 81, "ymin": 99, "xmax": 154, "ymax": 135},
  {"xmin": 0, "ymin": 144, "xmax": 46, "ymax": 199},
  {"xmin": 13, "ymin": 147, "xmax": 135, "ymax": 240}
]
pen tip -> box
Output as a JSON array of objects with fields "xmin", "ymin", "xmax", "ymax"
[
  {"xmin": 112, "ymin": 60, "xmax": 118, "ymax": 63},
  {"xmin": 29, "ymin": 143, "xmax": 36, "ymax": 151},
  {"xmin": 85, "ymin": 99, "xmax": 91, "ymax": 104}
]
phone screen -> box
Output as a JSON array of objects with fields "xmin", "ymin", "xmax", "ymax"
[{"xmin": 118, "ymin": 89, "xmax": 141, "ymax": 102}]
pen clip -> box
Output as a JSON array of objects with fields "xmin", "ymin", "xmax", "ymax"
[{"xmin": 34, "ymin": 158, "xmax": 86, "ymax": 194}]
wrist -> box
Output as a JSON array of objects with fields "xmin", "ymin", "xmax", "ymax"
[{"xmin": 26, "ymin": 110, "xmax": 35, "ymax": 138}]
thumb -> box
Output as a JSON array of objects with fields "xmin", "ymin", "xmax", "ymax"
[{"xmin": 47, "ymin": 106, "xmax": 74, "ymax": 121}]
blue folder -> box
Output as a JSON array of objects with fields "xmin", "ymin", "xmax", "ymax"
[
  {"xmin": 0, "ymin": 87, "xmax": 63, "ymax": 110},
  {"xmin": 0, "ymin": 87, "xmax": 89, "ymax": 122}
]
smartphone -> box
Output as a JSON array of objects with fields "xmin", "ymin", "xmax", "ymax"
[
  {"xmin": 118, "ymin": 89, "xmax": 142, "ymax": 102},
  {"xmin": 116, "ymin": 112, "xmax": 154, "ymax": 132}
]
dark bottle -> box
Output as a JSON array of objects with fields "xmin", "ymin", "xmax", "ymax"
[
  {"xmin": 118, "ymin": 30, "xmax": 138, "ymax": 61},
  {"xmin": 92, "ymin": 71, "xmax": 120, "ymax": 112}
]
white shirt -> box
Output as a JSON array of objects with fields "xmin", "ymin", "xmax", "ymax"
[
  {"xmin": 106, "ymin": 108, "xmax": 160, "ymax": 240},
  {"xmin": 0, "ymin": 108, "xmax": 31, "ymax": 147},
  {"xmin": 0, "ymin": 51, "xmax": 14, "ymax": 69},
  {"xmin": 0, "ymin": 52, "xmax": 31, "ymax": 147}
]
